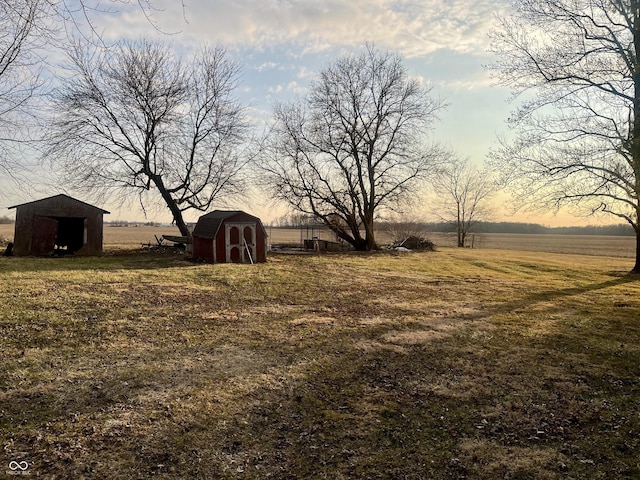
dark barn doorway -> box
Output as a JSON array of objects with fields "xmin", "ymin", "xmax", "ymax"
[
  {"xmin": 32, "ymin": 216, "xmax": 87, "ymax": 255},
  {"xmin": 53, "ymin": 216, "xmax": 86, "ymax": 254}
]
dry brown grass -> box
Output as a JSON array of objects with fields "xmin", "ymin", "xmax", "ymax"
[{"xmin": 1, "ymin": 248, "xmax": 639, "ymax": 478}]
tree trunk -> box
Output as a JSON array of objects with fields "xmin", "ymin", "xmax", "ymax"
[
  {"xmin": 152, "ymin": 175, "xmax": 190, "ymax": 237},
  {"xmin": 632, "ymin": 5, "xmax": 640, "ymax": 274},
  {"xmin": 632, "ymin": 228, "xmax": 640, "ymax": 274},
  {"xmin": 457, "ymin": 202, "xmax": 463, "ymax": 247},
  {"xmin": 324, "ymin": 217, "xmax": 368, "ymax": 251},
  {"xmin": 363, "ymin": 216, "xmax": 377, "ymax": 251},
  {"xmin": 335, "ymin": 229, "xmax": 367, "ymax": 250},
  {"xmin": 349, "ymin": 224, "xmax": 368, "ymax": 251}
]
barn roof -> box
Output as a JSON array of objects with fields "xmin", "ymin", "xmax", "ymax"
[
  {"xmin": 192, "ymin": 210, "xmax": 266, "ymax": 239},
  {"xmin": 8, "ymin": 194, "xmax": 110, "ymax": 214}
]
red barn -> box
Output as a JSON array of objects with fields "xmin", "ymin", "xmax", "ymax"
[
  {"xmin": 8, "ymin": 194, "xmax": 109, "ymax": 256},
  {"xmin": 192, "ymin": 210, "xmax": 267, "ymax": 263}
]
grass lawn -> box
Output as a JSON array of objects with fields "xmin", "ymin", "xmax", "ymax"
[{"xmin": 1, "ymin": 248, "xmax": 639, "ymax": 479}]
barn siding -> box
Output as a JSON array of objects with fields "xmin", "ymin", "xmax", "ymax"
[{"xmin": 10, "ymin": 195, "xmax": 108, "ymax": 256}]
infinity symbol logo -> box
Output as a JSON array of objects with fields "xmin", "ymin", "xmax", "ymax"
[{"xmin": 8, "ymin": 461, "xmax": 29, "ymax": 471}]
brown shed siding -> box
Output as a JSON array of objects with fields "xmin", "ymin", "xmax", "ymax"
[{"xmin": 9, "ymin": 194, "xmax": 109, "ymax": 256}]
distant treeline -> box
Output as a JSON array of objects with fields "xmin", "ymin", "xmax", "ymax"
[
  {"xmin": 424, "ymin": 221, "xmax": 635, "ymax": 236},
  {"xmin": 106, "ymin": 220, "xmax": 164, "ymax": 227},
  {"xmin": 270, "ymin": 219, "xmax": 636, "ymax": 236}
]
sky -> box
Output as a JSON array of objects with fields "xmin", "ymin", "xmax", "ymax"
[{"xmin": 1, "ymin": 0, "xmax": 608, "ymax": 226}]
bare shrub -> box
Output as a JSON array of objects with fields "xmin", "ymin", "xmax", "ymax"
[{"xmin": 383, "ymin": 220, "xmax": 435, "ymax": 251}]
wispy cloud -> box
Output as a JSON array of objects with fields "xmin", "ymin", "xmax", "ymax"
[
  {"xmin": 256, "ymin": 62, "xmax": 282, "ymax": 72},
  {"xmin": 100, "ymin": 0, "xmax": 508, "ymax": 58}
]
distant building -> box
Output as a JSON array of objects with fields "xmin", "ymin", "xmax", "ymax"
[
  {"xmin": 192, "ymin": 210, "xmax": 267, "ymax": 263},
  {"xmin": 8, "ymin": 194, "xmax": 109, "ymax": 256}
]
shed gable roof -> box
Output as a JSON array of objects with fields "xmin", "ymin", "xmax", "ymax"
[
  {"xmin": 8, "ymin": 194, "xmax": 110, "ymax": 214},
  {"xmin": 192, "ymin": 210, "xmax": 266, "ymax": 239}
]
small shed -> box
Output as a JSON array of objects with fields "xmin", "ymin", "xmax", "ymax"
[
  {"xmin": 8, "ymin": 194, "xmax": 109, "ymax": 256},
  {"xmin": 192, "ymin": 210, "xmax": 267, "ymax": 263}
]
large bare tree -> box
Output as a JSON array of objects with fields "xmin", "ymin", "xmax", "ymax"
[
  {"xmin": 0, "ymin": 0, "xmax": 176, "ymax": 187},
  {"xmin": 432, "ymin": 158, "xmax": 495, "ymax": 247},
  {"xmin": 489, "ymin": 0, "xmax": 640, "ymax": 272},
  {"xmin": 48, "ymin": 39, "xmax": 248, "ymax": 235},
  {"xmin": 259, "ymin": 45, "xmax": 446, "ymax": 251},
  {"xmin": 0, "ymin": 0, "xmax": 50, "ymax": 176}
]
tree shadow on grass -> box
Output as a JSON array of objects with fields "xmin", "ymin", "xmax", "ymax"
[
  {"xmin": 2, "ymin": 261, "xmax": 639, "ymax": 478},
  {"xmin": 453, "ymin": 269, "xmax": 640, "ymax": 324}
]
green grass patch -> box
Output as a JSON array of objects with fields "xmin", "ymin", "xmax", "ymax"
[{"xmin": 1, "ymin": 248, "xmax": 639, "ymax": 478}]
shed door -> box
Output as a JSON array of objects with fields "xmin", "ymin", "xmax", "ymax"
[
  {"xmin": 32, "ymin": 216, "xmax": 58, "ymax": 256},
  {"xmin": 225, "ymin": 223, "xmax": 256, "ymax": 263}
]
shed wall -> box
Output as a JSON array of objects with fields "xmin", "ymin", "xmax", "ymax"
[
  {"xmin": 193, "ymin": 236, "xmax": 214, "ymax": 263},
  {"xmin": 215, "ymin": 230, "xmax": 227, "ymax": 263},
  {"xmin": 12, "ymin": 197, "xmax": 105, "ymax": 256}
]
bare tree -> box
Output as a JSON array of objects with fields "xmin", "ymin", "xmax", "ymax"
[
  {"xmin": 259, "ymin": 45, "xmax": 446, "ymax": 251},
  {"xmin": 0, "ymin": 0, "xmax": 177, "ymax": 187},
  {"xmin": 489, "ymin": 0, "xmax": 640, "ymax": 272},
  {"xmin": 0, "ymin": 0, "xmax": 51, "ymax": 176},
  {"xmin": 48, "ymin": 39, "xmax": 249, "ymax": 236},
  {"xmin": 432, "ymin": 158, "xmax": 495, "ymax": 247}
]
